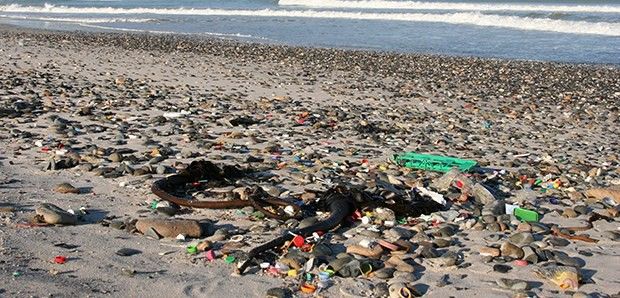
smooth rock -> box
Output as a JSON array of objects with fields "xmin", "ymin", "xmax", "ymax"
[
  {"xmin": 496, "ymin": 278, "xmax": 529, "ymax": 291},
  {"xmin": 493, "ymin": 264, "xmax": 512, "ymax": 273},
  {"xmin": 116, "ymin": 248, "xmax": 141, "ymax": 256},
  {"xmin": 516, "ymin": 222, "xmax": 532, "ymax": 232},
  {"xmin": 547, "ymin": 237, "xmax": 570, "ymax": 247},
  {"xmin": 135, "ymin": 218, "xmax": 208, "ymax": 238},
  {"xmin": 35, "ymin": 203, "xmax": 77, "ymax": 225},
  {"xmin": 562, "ymin": 208, "xmax": 578, "ymax": 218},
  {"xmin": 427, "ymin": 251, "xmax": 457, "ymax": 268},
  {"xmin": 509, "ymin": 232, "xmax": 535, "ymax": 246},
  {"xmin": 54, "ymin": 182, "xmax": 80, "ymax": 194},
  {"xmin": 522, "ymin": 246, "xmax": 538, "ymax": 264},
  {"xmin": 479, "ymin": 247, "xmax": 501, "ymax": 257},
  {"xmin": 266, "ymin": 287, "xmax": 292, "ymax": 298},
  {"xmin": 500, "ymin": 242, "xmax": 524, "ymax": 259}
]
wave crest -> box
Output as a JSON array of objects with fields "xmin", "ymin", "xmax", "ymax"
[
  {"xmin": 1, "ymin": 4, "xmax": 618, "ymax": 36},
  {"xmin": 279, "ymin": 0, "xmax": 620, "ymax": 13}
]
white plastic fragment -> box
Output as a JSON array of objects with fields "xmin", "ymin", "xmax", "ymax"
[
  {"xmin": 284, "ymin": 205, "xmax": 296, "ymax": 216},
  {"xmin": 163, "ymin": 110, "xmax": 191, "ymax": 118},
  {"xmin": 417, "ymin": 186, "xmax": 447, "ymax": 206}
]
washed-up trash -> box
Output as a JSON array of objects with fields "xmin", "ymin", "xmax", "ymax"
[
  {"xmin": 162, "ymin": 111, "xmax": 190, "ymax": 118},
  {"xmin": 53, "ymin": 256, "xmax": 67, "ymax": 264},
  {"xmin": 505, "ymin": 204, "xmax": 539, "ymax": 222},
  {"xmin": 186, "ymin": 245, "xmax": 198, "ymax": 255},
  {"xmin": 300, "ymin": 283, "xmax": 316, "ymax": 294},
  {"xmin": 416, "ymin": 187, "xmax": 447, "ymax": 206},
  {"xmin": 224, "ymin": 255, "xmax": 236, "ymax": 264},
  {"xmin": 393, "ymin": 152, "xmax": 477, "ymax": 173}
]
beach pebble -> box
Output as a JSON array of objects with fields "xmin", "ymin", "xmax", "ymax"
[
  {"xmin": 116, "ymin": 248, "xmax": 141, "ymax": 256},
  {"xmin": 509, "ymin": 232, "xmax": 534, "ymax": 246},
  {"xmin": 500, "ymin": 242, "xmax": 524, "ymax": 259},
  {"xmin": 135, "ymin": 218, "xmax": 209, "ymax": 238},
  {"xmin": 479, "ymin": 247, "xmax": 501, "ymax": 257},
  {"xmin": 35, "ymin": 203, "xmax": 77, "ymax": 225},
  {"xmin": 493, "ymin": 264, "xmax": 512, "ymax": 273},
  {"xmin": 522, "ymin": 246, "xmax": 538, "ymax": 264},
  {"xmin": 54, "ymin": 182, "xmax": 80, "ymax": 194},
  {"xmin": 266, "ymin": 287, "xmax": 291, "ymax": 298},
  {"xmin": 562, "ymin": 208, "xmax": 578, "ymax": 218},
  {"xmin": 496, "ymin": 278, "xmax": 529, "ymax": 291}
]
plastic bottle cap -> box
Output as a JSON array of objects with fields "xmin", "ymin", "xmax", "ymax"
[
  {"xmin": 229, "ymin": 235, "xmax": 244, "ymax": 242},
  {"xmin": 292, "ymin": 235, "xmax": 305, "ymax": 247}
]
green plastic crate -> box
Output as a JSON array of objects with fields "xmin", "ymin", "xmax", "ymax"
[{"xmin": 393, "ymin": 152, "xmax": 478, "ymax": 173}]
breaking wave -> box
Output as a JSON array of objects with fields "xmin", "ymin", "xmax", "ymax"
[
  {"xmin": 0, "ymin": 4, "xmax": 618, "ymax": 36},
  {"xmin": 0, "ymin": 14, "xmax": 157, "ymax": 23},
  {"xmin": 279, "ymin": 0, "xmax": 620, "ymax": 13}
]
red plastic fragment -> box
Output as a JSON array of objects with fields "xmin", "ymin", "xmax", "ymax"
[{"xmin": 53, "ymin": 256, "xmax": 67, "ymax": 264}]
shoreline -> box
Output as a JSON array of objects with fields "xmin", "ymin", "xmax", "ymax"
[{"xmin": 1, "ymin": 23, "xmax": 619, "ymax": 69}]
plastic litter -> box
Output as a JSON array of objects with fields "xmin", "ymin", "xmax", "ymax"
[
  {"xmin": 417, "ymin": 187, "xmax": 447, "ymax": 206},
  {"xmin": 505, "ymin": 204, "xmax": 539, "ymax": 222},
  {"xmin": 393, "ymin": 152, "xmax": 478, "ymax": 173},
  {"xmin": 53, "ymin": 256, "xmax": 67, "ymax": 264},
  {"xmin": 300, "ymin": 283, "xmax": 316, "ymax": 294},
  {"xmin": 186, "ymin": 245, "xmax": 198, "ymax": 255},
  {"xmin": 224, "ymin": 255, "xmax": 236, "ymax": 264}
]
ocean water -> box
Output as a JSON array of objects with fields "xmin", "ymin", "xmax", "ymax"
[{"xmin": 0, "ymin": 0, "xmax": 618, "ymax": 64}]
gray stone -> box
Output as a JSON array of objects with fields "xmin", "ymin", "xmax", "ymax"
[
  {"xmin": 496, "ymin": 278, "xmax": 529, "ymax": 291},
  {"xmin": 35, "ymin": 203, "xmax": 77, "ymax": 225},
  {"xmin": 509, "ymin": 232, "xmax": 535, "ymax": 246},
  {"xmin": 500, "ymin": 242, "xmax": 524, "ymax": 259},
  {"xmin": 522, "ymin": 246, "xmax": 538, "ymax": 264}
]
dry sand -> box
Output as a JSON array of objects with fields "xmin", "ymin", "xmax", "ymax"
[{"xmin": 0, "ymin": 25, "xmax": 619, "ymax": 297}]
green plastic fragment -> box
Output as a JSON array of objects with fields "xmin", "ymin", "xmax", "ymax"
[
  {"xmin": 514, "ymin": 207, "xmax": 539, "ymax": 222},
  {"xmin": 186, "ymin": 245, "xmax": 198, "ymax": 254},
  {"xmin": 251, "ymin": 211, "xmax": 265, "ymax": 219},
  {"xmin": 224, "ymin": 255, "xmax": 236, "ymax": 264},
  {"xmin": 393, "ymin": 152, "xmax": 478, "ymax": 173}
]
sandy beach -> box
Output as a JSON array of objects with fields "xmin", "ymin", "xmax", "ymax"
[{"xmin": 0, "ymin": 25, "xmax": 619, "ymax": 298}]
